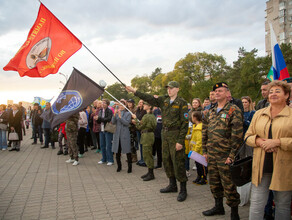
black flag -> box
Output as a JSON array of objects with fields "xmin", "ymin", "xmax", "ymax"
[{"xmin": 42, "ymin": 68, "xmax": 104, "ymax": 128}]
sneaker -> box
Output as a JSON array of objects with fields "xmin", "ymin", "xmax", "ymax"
[
  {"xmin": 192, "ymin": 165, "xmax": 197, "ymax": 170},
  {"xmin": 107, "ymin": 162, "xmax": 114, "ymax": 166},
  {"xmin": 72, "ymin": 160, "xmax": 79, "ymax": 166},
  {"xmin": 2, "ymin": 148, "xmax": 7, "ymax": 151},
  {"xmin": 98, "ymin": 161, "xmax": 105, "ymax": 164},
  {"xmin": 66, "ymin": 158, "xmax": 75, "ymax": 163},
  {"xmin": 57, "ymin": 150, "xmax": 63, "ymax": 155},
  {"xmin": 78, "ymin": 154, "xmax": 84, "ymax": 158}
]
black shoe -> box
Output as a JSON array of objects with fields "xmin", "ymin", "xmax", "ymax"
[
  {"xmin": 63, "ymin": 151, "xmax": 68, "ymax": 155},
  {"xmin": 9, "ymin": 148, "xmax": 16, "ymax": 151},
  {"xmin": 15, "ymin": 149, "xmax": 20, "ymax": 152},
  {"xmin": 41, "ymin": 146, "xmax": 48, "ymax": 149},
  {"xmin": 197, "ymin": 178, "xmax": 207, "ymax": 185},
  {"xmin": 127, "ymin": 164, "xmax": 132, "ymax": 173},
  {"xmin": 57, "ymin": 150, "xmax": 63, "ymax": 155},
  {"xmin": 139, "ymin": 162, "xmax": 147, "ymax": 167},
  {"xmin": 231, "ymin": 206, "xmax": 240, "ymax": 220},
  {"xmin": 202, "ymin": 198, "xmax": 225, "ymax": 216},
  {"xmin": 154, "ymin": 165, "xmax": 162, "ymax": 169},
  {"xmin": 30, "ymin": 137, "xmax": 34, "ymax": 139},
  {"xmin": 117, "ymin": 167, "xmax": 121, "ymax": 172},
  {"xmin": 141, "ymin": 172, "xmax": 149, "ymax": 179},
  {"xmin": 177, "ymin": 182, "xmax": 187, "ymax": 202},
  {"xmin": 91, "ymin": 147, "xmax": 97, "ymax": 150},
  {"xmin": 31, "ymin": 142, "xmax": 37, "ymax": 145},
  {"xmin": 192, "ymin": 176, "xmax": 201, "ymax": 184},
  {"xmin": 143, "ymin": 169, "xmax": 154, "ymax": 181},
  {"xmin": 160, "ymin": 177, "xmax": 178, "ymax": 193}
]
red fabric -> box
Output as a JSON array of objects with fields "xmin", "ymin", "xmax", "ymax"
[
  {"xmin": 3, "ymin": 3, "xmax": 82, "ymax": 77},
  {"xmin": 58, "ymin": 122, "xmax": 67, "ymax": 140}
]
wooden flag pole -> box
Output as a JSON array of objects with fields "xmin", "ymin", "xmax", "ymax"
[{"xmin": 82, "ymin": 44, "xmax": 127, "ymax": 87}]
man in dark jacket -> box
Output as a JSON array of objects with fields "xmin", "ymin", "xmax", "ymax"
[
  {"xmin": 255, "ymin": 81, "xmax": 270, "ymax": 110},
  {"xmin": 31, "ymin": 103, "xmax": 43, "ymax": 145}
]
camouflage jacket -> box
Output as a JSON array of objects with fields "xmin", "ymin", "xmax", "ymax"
[
  {"xmin": 135, "ymin": 113, "xmax": 157, "ymax": 146},
  {"xmin": 202, "ymin": 102, "xmax": 243, "ymax": 160},
  {"xmin": 65, "ymin": 113, "xmax": 79, "ymax": 133},
  {"xmin": 134, "ymin": 91, "xmax": 189, "ymax": 145}
]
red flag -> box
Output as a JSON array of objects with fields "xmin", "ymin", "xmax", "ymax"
[{"xmin": 3, "ymin": 4, "xmax": 82, "ymax": 77}]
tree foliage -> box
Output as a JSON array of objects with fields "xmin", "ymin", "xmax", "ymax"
[{"xmin": 104, "ymin": 45, "xmax": 292, "ymax": 105}]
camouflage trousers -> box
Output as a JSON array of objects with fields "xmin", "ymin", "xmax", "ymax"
[
  {"xmin": 208, "ymin": 151, "xmax": 240, "ymax": 207},
  {"xmin": 162, "ymin": 131, "xmax": 187, "ymax": 182},
  {"xmin": 67, "ymin": 131, "xmax": 78, "ymax": 161},
  {"xmin": 142, "ymin": 133, "xmax": 155, "ymax": 169}
]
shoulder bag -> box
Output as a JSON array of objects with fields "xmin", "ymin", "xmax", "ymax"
[
  {"xmin": 104, "ymin": 122, "xmax": 116, "ymax": 134},
  {"xmin": 229, "ymin": 135, "xmax": 253, "ymax": 187},
  {"xmin": 8, "ymin": 131, "xmax": 19, "ymax": 141}
]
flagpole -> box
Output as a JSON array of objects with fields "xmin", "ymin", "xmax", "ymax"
[
  {"xmin": 82, "ymin": 44, "xmax": 127, "ymax": 87},
  {"xmin": 104, "ymin": 90, "xmax": 139, "ymax": 121}
]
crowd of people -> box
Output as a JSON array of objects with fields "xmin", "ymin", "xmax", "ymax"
[{"xmin": 0, "ymin": 77, "xmax": 291, "ymax": 220}]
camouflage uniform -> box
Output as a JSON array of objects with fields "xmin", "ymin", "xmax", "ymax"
[
  {"xmin": 65, "ymin": 113, "xmax": 79, "ymax": 161},
  {"xmin": 135, "ymin": 113, "xmax": 157, "ymax": 169},
  {"xmin": 134, "ymin": 91, "xmax": 189, "ymax": 182},
  {"xmin": 202, "ymin": 102, "xmax": 243, "ymax": 207}
]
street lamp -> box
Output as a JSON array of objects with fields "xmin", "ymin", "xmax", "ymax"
[{"xmin": 59, "ymin": 72, "xmax": 68, "ymax": 82}]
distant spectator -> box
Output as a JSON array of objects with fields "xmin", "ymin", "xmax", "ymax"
[
  {"xmin": 255, "ymin": 81, "xmax": 270, "ymax": 110},
  {"xmin": 57, "ymin": 122, "xmax": 67, "ymax": 155},
  {"xmin": 42, "ymin": 102, "xmax": 55, "ymax": 149},
  {"xmin": 8, "ymin": 104, "xmax": 22, "ymax": 152},
  {"xmin": 31, "ymin": 103, "xmax": 43, "ymax": 145},
  {"xmin": 191, "ymin": 98, "xmax": 202, "ymax": 111},
  {"xmin": 0, "ymin": 104, "xmax": 9, "ymax": 151},
  {"xmin": 112, "ymin": 101, "xmax": 132, "ymax": 173},
  {"xmin": 127, "ymin": 99, "xmax": 138, "ymax": 163},
  {"xmin": 227, "ymin": 89, "xmax": 244, "ymax": 113},
  {"xmin": 152, "ymin": 107, "xmax": 162, "ymax": 169},
  {"xmin": 202, "ymin": 98, "xmax": 211, "ymax": 109},
  {"xmin": 77, "ymin": 109, "xmax": 88, "ymax": 158},
  {"xmin": 241, "ymin": 96, "xmax": 256, "ymax": 136},
  {"xmin": 18, "ymin": 102, "xmax": 26, "ymax": 136}
]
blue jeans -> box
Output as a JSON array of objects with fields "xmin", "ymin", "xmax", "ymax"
[
  {"xmin": 0, "ymin": 129, "xmax": 7, "ymax": 149},
  {"xmin": 33, "ymin": 125, "xmax": 43, "ymax": 143},
  {"xmin": 249, "ymin": 173, "xmax": 292, "ymax": 220},
  {"xmin": 99, "ymin": 131, "xmax": 113, "ymax": 163},
  {"xmin": 43, "ymin": 128, "xmax": 54, "ymax": 147}
]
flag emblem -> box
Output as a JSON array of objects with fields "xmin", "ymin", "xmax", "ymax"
[
  {"xmin": 52, "ymin": 90, "xmax": 83, "ymax": 114},
  {"xmin": 26, "ymin": 37, "xmax": 52, "ymax": 69}
]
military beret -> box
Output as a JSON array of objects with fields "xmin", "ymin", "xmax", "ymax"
[
  {"xmin": 282, "ymin": 77, "xmax": 292, "ymax": 83},
  {"xmin": 213, "ymin": 82, "xmax": 229, "ymax": 91},
  {"xmin": 165, "ymin": 81, "xmax": 180, "ymax": 88}
]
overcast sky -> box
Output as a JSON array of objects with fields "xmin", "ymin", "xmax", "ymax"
[{"xmin": 0, "ymin": 0, "xmax": 266, "ymax": 104}]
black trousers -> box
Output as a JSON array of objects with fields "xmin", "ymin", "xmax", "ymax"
[
  {"xmin": 152, "ymin": 137, "xmax": 162, "ymax": 166},
  {"xmin": 77, "ymin": 127, "xmax": 86, "ymax": 154}
]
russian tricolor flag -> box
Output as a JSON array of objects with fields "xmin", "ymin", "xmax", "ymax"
[{"xmin": 269, "ymin": 23, "xmax": 290, "ymax": 80}]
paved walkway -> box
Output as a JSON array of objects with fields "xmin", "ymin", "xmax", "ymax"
[{"xmin": 0, "ymin": 128, "xmax": 250, "ymax": 220}]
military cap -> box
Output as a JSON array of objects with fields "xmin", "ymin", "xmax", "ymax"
[
  {"xmin": 213, "ymin": 82, "xmax": 229, "ymax": 91},
  {"xmin": 127, "ymin": 99, "xmax": 135, "ymax": 104},
  {"xmin": 282, "ymin": 77, "xmax": 292, "ymax": 83},
  {"xmin": 165, "ymin": 81, "xmax": 180, "ymax": 88},
  {"xmin": 143, "ymin": 101, "xmax": 151, "ymax": 106}
]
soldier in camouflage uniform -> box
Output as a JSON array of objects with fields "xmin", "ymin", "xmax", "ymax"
[
  {"xmin": 133, "ymin": 102, "xmax": 157, "ymax": 181},
  {"xmin": 65, "ymin": 113, "xmax": 80, "ymax": 166},
  {"xmin": 202, "ymin": 82, "xmax": 243, "ymax": 220},
  {"xmin": 126, "ymin": 81, "xmax": 189, "ymax": 202}
]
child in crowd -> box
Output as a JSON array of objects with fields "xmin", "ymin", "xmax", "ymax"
[{"xmin": 190, "ymin": 111, "xmax": 207, "ymax": 185}]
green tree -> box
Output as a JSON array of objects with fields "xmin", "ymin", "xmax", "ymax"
[{"xmin": 131, "ymin": 75, "xmax": 152, "ymax": 93}]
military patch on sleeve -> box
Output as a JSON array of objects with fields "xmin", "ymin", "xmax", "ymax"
[
  {"xmin": 228, "ymin": 107, "xmax": 235, "ymax": 115},
  {"xmin": 184, "ymin": 113, "xmax": 189, "ymax": 119},
  {"xmin": 182, "ymin": 105, "xmax": 188, "ymax": 109}
]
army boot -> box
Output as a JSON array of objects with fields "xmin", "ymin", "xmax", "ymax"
[
  {"xmin": 141, "ymin": 171, "xmax": 149, "ymax": 179},
  {"xmin": 127, "ymin": 153, "xmax": 132, "ymax": 173},
  {"xmin": 143, "ymin": 168, "xmax": 155, "ymax": 181},
  {"xmin": 160, "ymin": 177, "xmax": 178, "ymax": 193},
  {"xmin": 202, "ymin": 197, "xmax": 225, "ymax": 216},
  {"xmin": 231, "ymin": 206, "xmax": 240, "ymax": 220},
  {"xmin": 177, "ymin": 182, "xmax": 187, "ymax": 202},
  {"xmin": 116, "ymin": 154, "xmax": 122, "ymax": 172}
]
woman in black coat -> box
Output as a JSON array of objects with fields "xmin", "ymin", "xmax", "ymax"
[{"xmin": 8, "ymin": 104, "xmax": 22, "ymax": 151}]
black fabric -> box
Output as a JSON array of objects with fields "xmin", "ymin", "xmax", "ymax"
[{"xmin": 263, "ymin": 123, "xmax": 273, "ymax": 174}]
